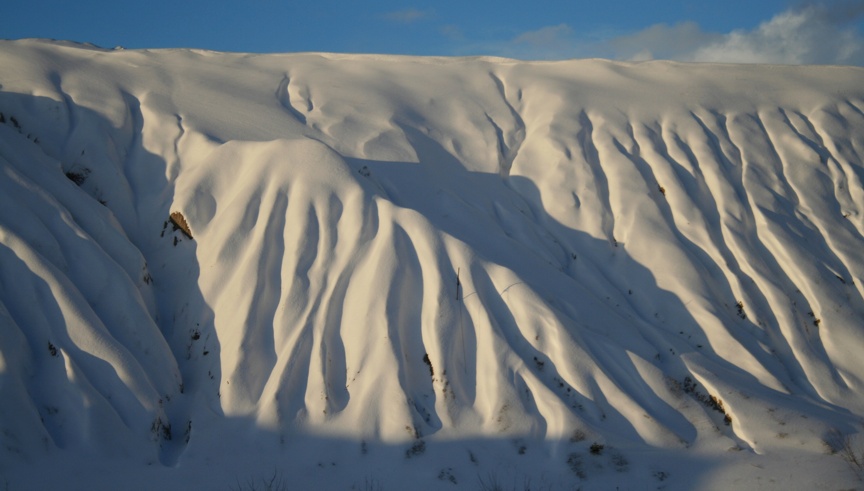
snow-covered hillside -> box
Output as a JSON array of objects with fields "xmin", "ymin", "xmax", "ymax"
[{"xmin": 2, "ymin": 39, "xmax": 864, "ymax": 490}]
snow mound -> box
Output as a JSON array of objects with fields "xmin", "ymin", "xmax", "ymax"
[{"xmin": 2, "ymin": 38, "xmax": 864, "ymax": 489}]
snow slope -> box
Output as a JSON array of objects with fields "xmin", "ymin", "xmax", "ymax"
[{"xmin": 2, "ymin": 39, "xmax": 864, "ymax": 489}]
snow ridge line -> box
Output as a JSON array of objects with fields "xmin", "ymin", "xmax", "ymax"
[{"xmin": 488, "ymin": 72, "xmax": 526, "ymax": 179}]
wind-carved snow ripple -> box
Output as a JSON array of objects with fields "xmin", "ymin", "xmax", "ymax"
[
  {"xmin": 277, "ymin": 74, "xmax": 313, "ymax": 126},
  {"xmin": 496, "ymin": 95, "xmax": 864, "ymax": 448},
  {"xmin": 606, "ymin": 108, "xmax": 864, "ymax": 409},
  {"xmin": 6, "ymin": 49, "xmax": 864, "ymax": 473},
  {"xmin": 0, "ymin": 92, "xmax": 183, "ymax": 463}
]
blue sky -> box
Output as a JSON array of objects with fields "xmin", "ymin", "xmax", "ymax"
[{"xmin": 5, "ymin": 0, "xmax": 864, "ymax": 64}]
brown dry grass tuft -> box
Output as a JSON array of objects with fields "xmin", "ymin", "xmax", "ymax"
[{"xmin": 170, "ymin": 211, "xmax": 193, "ymax": 239}]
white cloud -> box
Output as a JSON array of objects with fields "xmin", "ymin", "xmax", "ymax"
[
  {"xmin": 514, "ymin": 24, "xmax": 574, "ymax": 47},
  {"xmin": 452, "ymin": 24, "xmax": 581, "ymax": 60},
  {"xmin": 439, "ymin": 24, "xmax": 464, "ymax": 41},
  {"xmin": 472, "ymin": 2, "xmax": 864, "ymax": 65},
  {"xmin": 688, "ymin": 4, "xmax": 864, "ymax": 64},
  {"xmin": 505, "ymin": 24, "xmax": 577, "ymax": 59},
  {"xmin": 382, "ymin": 9, "xmax": 434, "ymax": 24},
  {"xmin": 606, "ymin": 22, "xmax": 723, "ymax": 61}
]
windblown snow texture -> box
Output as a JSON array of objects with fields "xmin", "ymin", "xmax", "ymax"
[{"xmin": 2, "ymin": 39, "xmax": 864, "ymax": 489}]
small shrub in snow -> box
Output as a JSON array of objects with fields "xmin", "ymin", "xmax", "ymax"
[
  {"xmin": 707, "ymin": 395, "xmax": 733, "ymax": 425},
  {"xmin": 827, "ymin": 429, "xmax": 864, "ymax": 479},
  {"xmin": 654, "ymin": 470, "xmax": 669, "ymax": 481},
  {"xmin": 532, "ymin": 356, "xmax": 545, "ymax": 370},
  {"xmin": 736, "ymin": 301, "xmax": 746, "ymax": 319},
  {"xmin": 405, "ymin": 439, "xmax": 426, "ymax": 458},
  {"xmin": 681, "ymin": 377, "xmax": 733, "ymax": 424},
  {"xmin": 682, "ymin": 377, "xmax": 697, "ymax": 395},
  {"xmin": 65, "ymin": 167, "xmax": 90, "ymax": 186},
  {"xmin": 468, "ymin": 450, "xmax": 478, "ymax": 464},
  {"xmin": 150, "ymin": 417, "xmax": 171, "ymax": 441},
  {"xmin": 610, "ymin": 450, "xmax": 629, "ymax": 472},
  {"xmin": 566, "ymin": 453, "xmax": 587, "ymax": 478},
  {"xmin": 437, "ymin": 468, "xmax": 458, "ymax": 484},
  {"xmin": 231, "ymin": 470, "xmax": 290, "ymax": 491},
  {"xmin": 589, "ymin": 442, "xmax": 604, "ymax": 455},
  {"xmin": 422, "ymin": 353, "xmax": 434, "ymax": 377},
  {"xmin": 184, "ymin": 421, "xmax": 192, "ymax": 443},
  {"xmin": 665, "ymin": 376, "xmax": 683, "ymax": 396}
]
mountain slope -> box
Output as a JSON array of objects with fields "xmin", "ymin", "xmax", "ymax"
[{"xmin": 2, "ymin": 39, "xmax": 864, "ymax": 489}]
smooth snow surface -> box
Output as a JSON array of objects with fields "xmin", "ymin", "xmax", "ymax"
[{"xmin": 2, "ymin": 39, "xmax": 864, "ymax": 490}]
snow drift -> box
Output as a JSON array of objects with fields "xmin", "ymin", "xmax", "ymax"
[{"xmin": 2, "ymin": 39, "xmax": 864, "ymax": 489}]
